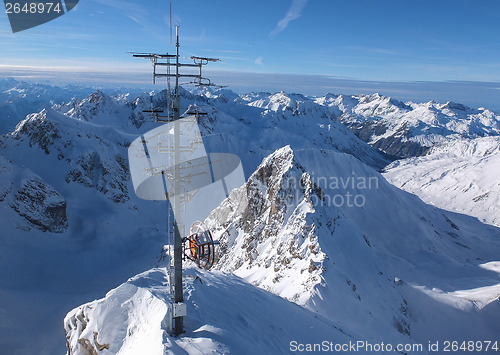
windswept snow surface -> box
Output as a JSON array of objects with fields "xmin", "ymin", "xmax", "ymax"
[
  {"xmin": 384, "ymin": 136, "xmax": 500, "ymax": 227},
  {"xmin": 65, "ymin": 268, "xmax": 358, "ymax": 355}
]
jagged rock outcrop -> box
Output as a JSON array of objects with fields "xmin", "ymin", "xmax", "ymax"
[
  {"xmin": 0, "ymin": 156, "xmax": 68, "ymax": 233},
  {"xmin": 208, "ymin": 146, "xmax": 326, "ymax": 304},
  {"xmin": 12, "ymin": 176, "xmax": 68, "ymax": 233}
]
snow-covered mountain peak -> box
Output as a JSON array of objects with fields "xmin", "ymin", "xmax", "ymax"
[
  {"xmin": 192, "ymin": 86, "xmax": 239, "ymax": 103},
  {"xmin": 208, "ymin": 146, "xmax": 327, "ymax": 305},
  {"xmin": 253, "ymin": 144, "xmax": 296, "ymax": 177},
  {"xmin": 9, "ymin": 109, "xmax": 61, "ymax": 153},
  {"xmin": 59, "ymin": 90, "xmax": 125, "ymax": 124},
  {"xmin": 87, "ymin": 90, "xmax": 107, "ymax": 103},
  {"xmin": 237, "ymin": 91, "xmax": 272, "ymax": 103},
  {"xmin": 314, "ymin": 93, "xmax": 359, "ymax": 116},
  {"xmin": 242, "ymin": 91, "xmax": 317, "ymax": 115},
  {"xmin": 267, "ymin": 91, "xmax": 295, "ymax": 109},
  {"xmin": 315, "ymin": 92, "xmax": 411, "ymax": 121},
  {"xmin": 352, "ymin": 93, "xmax": 411, "ymax": 118},
  {"xmin": 439, "ymin": 101, "xmax": 470, "ymax": 112}
]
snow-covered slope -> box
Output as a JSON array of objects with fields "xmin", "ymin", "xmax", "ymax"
[
  {"xmin": 384, "ymin": 136, "xmax": 500, "ymax": 227},
  {"xmin": 65, "ymin": 146, "xmax": 500, "ymax": 354},
  {"xmin": 315, "ymin": 93, "xmax": 500, "ymax": 158},
  {"xmin": 64, "ymin": 267, "xmax": 358, "ymax": 355}
]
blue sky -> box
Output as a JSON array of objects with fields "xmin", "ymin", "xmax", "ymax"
[{"xmin": 1, "ymin": 0, "xmax": 500, "ymax": 108}]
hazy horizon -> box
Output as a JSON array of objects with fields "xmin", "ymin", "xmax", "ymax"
[{"xmin": 1, "ymin": 71, "xmax": 499, "ymax": 111}]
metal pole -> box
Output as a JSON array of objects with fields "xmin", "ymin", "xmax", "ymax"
[
  {"xmin": 131, "ymin": 24, "xmax": 220, "ymax": 337},
  {"xmin": 172, "ymin": 25, "xmax": 184, "ymax": 337}
]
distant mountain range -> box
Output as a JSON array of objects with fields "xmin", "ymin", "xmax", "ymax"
[{"xmin": 316, "ymin": 92, "xmax": 500, "ymax": 158}]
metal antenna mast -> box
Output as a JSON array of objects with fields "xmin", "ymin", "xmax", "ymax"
[
  {"xmin": 131, "ymin": 26, "xmax": 219, "ymax": 337},
  {"xmin": 172, "ymin": 25, "xmax": 183, "ymax": 337}
]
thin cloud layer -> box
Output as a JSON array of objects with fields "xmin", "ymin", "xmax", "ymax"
[{"xmin": 269, "ymin": 0, "xmax": 308, "ymax": 38}]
